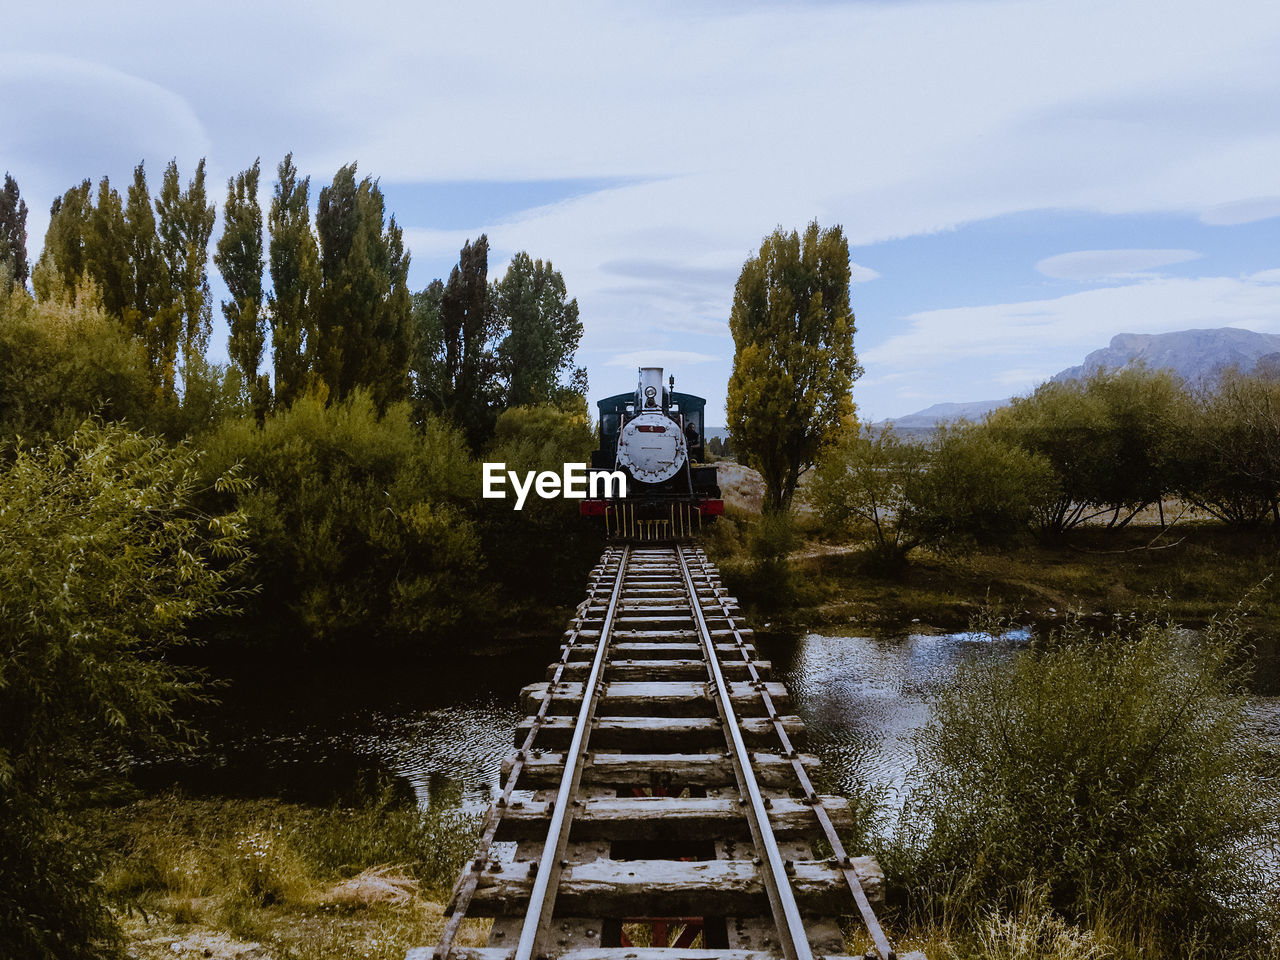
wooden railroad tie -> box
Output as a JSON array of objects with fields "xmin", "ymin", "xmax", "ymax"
[{"xmin": 420, "ymin": 544, "xmax": 921, "ymax": 960}]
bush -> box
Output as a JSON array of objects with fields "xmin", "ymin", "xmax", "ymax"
[
  {"xmin": 910, "ymin": 421, "xmax": 1056, "ymax": 553},
  {"xmin": 889, "ymin": 607, "xmax": 1280, "ymax": 954},
  {"xmin": 479, "ymin": 400, "xmax": 600, "ymax": 606},
  {"xmin": 0, "ymin": 281, "xmax": 153, "ymax": 438},
  {"xmin": 0, "ymin": 421, "xmax": 251, "ymax": 959},
  {"xmin": 199, "ymin": 392, "xmax": 485, "ymax": 653}
]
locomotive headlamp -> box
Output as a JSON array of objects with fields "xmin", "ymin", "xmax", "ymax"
[{"xmin": 645, "ymin": 385, "xmax": 657, "ymax": 405}]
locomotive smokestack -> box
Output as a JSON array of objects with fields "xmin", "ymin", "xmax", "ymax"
[{"xmin": 638, "ymin": 367, "xmax": 663, "ymax": 410}]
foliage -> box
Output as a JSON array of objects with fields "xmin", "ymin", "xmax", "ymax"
[
  {"xmin": 480, "ymin": 400, "xmax": 600, "ymax": 602},
  {"xmin": 889, "ymin": 608, "xmax": 1280, "ymax": 953},
  {"xmin": 0, "ymin": 421, "xmax": 252, "ymax": 959},
  {"xmin": 991, "ymin": 368, "xmax": 1186, "ymax": 533},
  {"xmin": 909, "ymin": 421, "xmax": 1056, "ymax": 554},
  {"xmin": 199, "ymin": 392, "xmax": 484, "ymax": 653},
  {"xmin": 435, "ymin": 235, "xmax": 503, "ymax": 446},
  {"xmin": 214, "ymin": 159, "xmax": 270, "ymax": 415},
  {"xmin": 494, "ymin": 251, "xmax": 586, "ymax": 407},
  {"xmin": 155, "ymin": 158, "xmax": 216, "ymax": 365},
  {"xmin": 727, "ymin": 220, "xmax": 861, "ymax": 512},
  {"xmin": 267, "ymin": 153, "xmax": 320, "ymax": 408},
  {"xmin": 124, "ymin": 162, "xmax": 178, "ymax": 395},
  {"xmin": 0, "ymin": 283, "xmax": 153, "ymax": 437},
  {"xmin": 313, "ymin": 163, "xmax": 412, "ymax": 409},
  {"xmin": 0, "ymin": 172, "xmax": 28, "ymax": 288},
  {"xmin": 32, "ymin": 178, "xmax": 93, "ymax": 304},
  {"xmin": 1174, "ymin": 369, "xmax": 1280, "ymax": 526},
  {"xmin": 810, "ymin": 423, "xmax": 927, "ymax": 569}
]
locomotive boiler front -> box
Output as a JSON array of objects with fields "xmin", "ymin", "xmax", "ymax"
[{"xmin": 616, "ymin": 412, "xmax": 687, "ymax": 484}]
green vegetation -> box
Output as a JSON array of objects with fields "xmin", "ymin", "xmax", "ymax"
[
  {"xmin": 880, "ymin": 609, "xmax": 1280, "ymax": 958},
  {"xmin": 727, "ymin": 220, "xmax": 861, "ymax": 512},
  {"xmin": 0, "ymin": 422, "xmax": 251, "ymax": 959}
]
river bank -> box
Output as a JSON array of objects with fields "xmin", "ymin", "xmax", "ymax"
[{"xmin": 713, "ymin": 519, "xmax": 1279, "ymax": 671}]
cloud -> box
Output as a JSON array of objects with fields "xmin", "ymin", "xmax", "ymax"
[
  {"xmin": 851, "ymin": 262, "xmax": 881, "ymax": 283},
  {"xmin": 863, "ymin": 274, "xmax": 1280, "ymax": 372},
  {"xmin": 605, "ymin": 350, "xmax": 722, "ymax": 368},
  {"xmin": 1035, "ymin": 249, "xmax": 1202, "ymax": 281},
  {"xmin": 1200, "ymin": 196, "xmax": 1280, "ymax": 225}
]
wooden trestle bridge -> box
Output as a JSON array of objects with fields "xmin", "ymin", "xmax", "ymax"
[{"xmin": 411, "ymin": 544, "xmax": 918, "ymax": 960}]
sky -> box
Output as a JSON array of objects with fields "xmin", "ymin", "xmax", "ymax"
[{"xmin": 3, "ymin": 0, "xmax": 1279, "ymax": 424}]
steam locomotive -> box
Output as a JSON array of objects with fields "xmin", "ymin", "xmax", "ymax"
[{"xmin": 581, "ymin": 367, "xmax": 723, "ymax": 539}]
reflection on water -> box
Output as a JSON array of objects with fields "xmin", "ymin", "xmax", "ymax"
[
  {"xmin": 139, "ymin": 627, "xmax": 1279, "ymax": 812},
  {"xmin": 755, "ymin": 629, "xmax": 1028, "ymax": 802}
]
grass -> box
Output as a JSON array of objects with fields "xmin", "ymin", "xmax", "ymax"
[
  {"xmin": 81, "ymin": 790, "xmax": 489, "ymax": 960},
  {"xmin": 707, "ymin": 513, "xmax": 1280, "ymax": 642}
]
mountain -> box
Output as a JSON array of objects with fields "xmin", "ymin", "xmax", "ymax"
[
  {"xmin": 1051, "ymin": 328, "xmax": 1280, "ymax": 384},
  {"xmin": 881, "ymin": 326, "xmax": 1280, "ymax": 431},
  {"xmin": 881, "ymin": 399, "xmax": 1010, "ymax": 432}
]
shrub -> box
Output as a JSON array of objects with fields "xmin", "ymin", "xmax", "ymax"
[
  {"xmin": 199, "ymin": 392, "xmax": 485, "ymax": 653},
  {"xmin": 890, "ymin": 607, "xmax": 1280, "ymax": 954},
  {"xmin": 0, "ymin": 421, "xmax": 251, "ymax": 959},
  {"xmin": 910, "ymin": 421, "xmax": 1056, "ymax": 553}
]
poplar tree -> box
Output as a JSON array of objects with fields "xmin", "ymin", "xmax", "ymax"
[
  {"xmin": 494, "ymin": 252, "xmax": 585, "ymax": 407},
  {"xmin": 214, "ymin": 159, "xmax": 268, "ymax": 412},
  {"xmin": 267, "ymin": 153, "xmax": 319, "ymax": 408},
  {"xmin": 439, "ymin": 235, "xmax": 500, "ymax": 445},
  {"xmin": 726, "ymin": 220, "xmax": 861, "ymax": 512},
  {"xmin": 32, "ymin": 181, "xmax": 91, "ymax": 302},
  {"xmin": 314, "ymin": 162, "xmax": 411, "ymax": 407},
  {"xmin": 84, "ymin": 176, "xmax": 129, "ymax": 322},
  {"xmin": 0, "ymin": 173, "xmax": 29, "ymax": 288},
  {"xmin": 123, "ymin": 164, "xmax": 177, "ymax": 394},
  {"xmin": 156, "ymin": 158, "xmax": 216, "ymax": 363}
]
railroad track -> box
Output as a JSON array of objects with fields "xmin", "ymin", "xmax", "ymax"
[{"xmin": 413, "ymin": 544, "xmax": 915, "ymax": 960}]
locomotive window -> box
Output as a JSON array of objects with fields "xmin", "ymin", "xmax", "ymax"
[{"xmin": 602, "ymin": 413, "xmax": 619, "ymax": 434}]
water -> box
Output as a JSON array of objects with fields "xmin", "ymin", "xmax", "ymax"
[{"xmin": 137, "ymin": 627, "xmax": 1280, "ymax": 812}]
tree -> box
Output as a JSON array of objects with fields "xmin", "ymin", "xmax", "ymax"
[
  {"xmin": 215, "ymin": 159, "xmax": 269, "ymax": 413},
  {"xmin": 0, "ymin": 172, "xmax": 29, "ymax": 288},
  {"xmin": 314, "ymin": 163, "xmax": 412, "ymax": 408},
  {"xmin": 439, "ymin": 235, "xmax": 501, "ymax": 446},
  {"xmin": 411, "ymin": 277, "xmax": 447, "ymax": 417},
  {"xmin": 494, "ymin": 252, "xmax": 586, "ymax": 407},
  {"xmin": 123, "ymin": 163, "xmax": 177, "ymax": 394},
  {"xmin": 0, "ymin": 420, "xmax": 251, "ymax": 959},
  {"xmin": 810, "ymin": 423, "xmax": 927, "ymax": 568},
  {"xmin": 726, "ymin": 221, "xmax": 861, "ymax": 512},
  {"xmin": 84, "ymin": 175, "xmax": 129, "ymax": 322},
  {"xmin": 32, "ymin": 179, "xmax": 92, "ymax": 303},
  {"xmin": 155, "ymin": 158, "xmax": 216, "ymax": 366},
  {"xmin": 267, "ymin": 153, "xmax": 320, "ymax": 408}
]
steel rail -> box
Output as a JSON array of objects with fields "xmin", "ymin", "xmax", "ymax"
[
  {"xmin": 687, "ymin": 547, "xmax": 896, "ymax": 960},
  {"xmin": 513, "ymin": 543, "xmax": 633, "ymax": 960},
  {"xmin": 434, "ymin": 546, "xmax": 626, "ymax": 960},
  {"xmin": 675, "ymin": 544, "xmax": 814, "ymax": 960}
]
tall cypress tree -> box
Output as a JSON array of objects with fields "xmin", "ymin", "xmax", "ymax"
[
  {"xmin": 0, "ymin": 174, "xmax": 29, "ymax": 288},
  {"xmin": 155, "ymin": 159, "xmax": 216, "ymax": 364},
  {"xmin": 267, "ymin": 154, "xmax": 319, "ymax": 408},
  {"xmin": 214, "ymin": 160, "xmax": 268, "ymax": 412}
]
